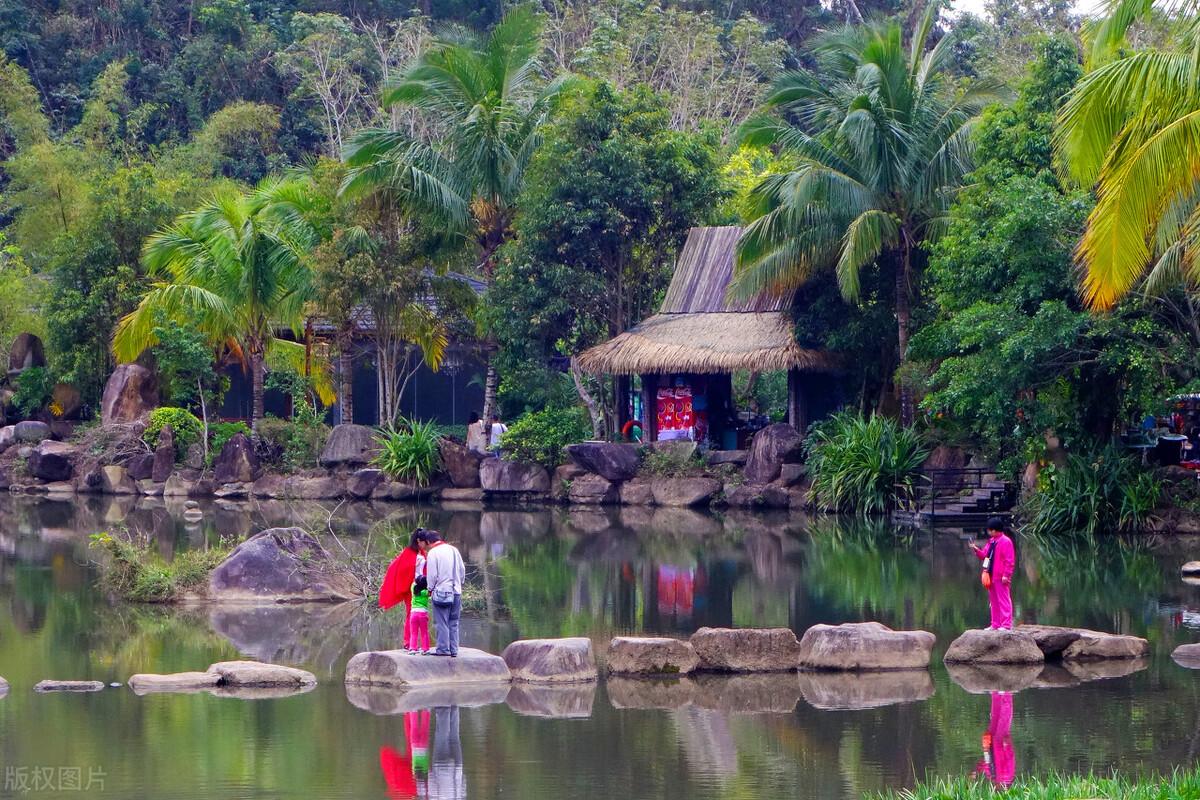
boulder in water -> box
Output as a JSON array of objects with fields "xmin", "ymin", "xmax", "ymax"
[
  {"xmin": 347, "ymin": 468, "xmax": 385, "ymax": 499},
  {"xmin": 207, "ymin": 660, "xmax": 317, "ymax": 687},
  {"xmin": 1062, "ymin": 632, "xmax": 1149, "ymax": 661},
  {"xmin": 649, "ymin": 477, "xmax": 721, "ymax": 507},
  {"xmin": 797, "ymin": 622, "xmax": 935, "ymax": 671},
  {"xmin": 480, "ymin": 458, "xmax": 550, "ymax": 493},
  {"xmin": 743, "ymin": 423, "xmax": 804, "ymax": 484},
  {"xmin": 208, "ymin": 527, "xmax": 361, "ymax": 602},
  {"xmin": 607, "ymin": 637, "xmax": 699, "ymax": 675},
  {"xmin": 1172, "ymin": 643, "xmax": 1200, "ymax": 668},
  {"xmin": 344, "ymin": 648, "xmax": 512, "ymax": 688},
  {"xmin": 100, "ymin": 465, "xmax": 138, "ymax": 494},
  {"xmin": 567, "ymin": 474, "xmax": 619, "ymax": 505},
  {"xmin": 128, "ymin": 672, "xmax": 222, "ymax": 695},
  {"xmin": 501, "ymin": 638, "xmax": 597, "ymax": 683},
  {"xmin": 28, "ymin": 440, "xmax": 76, "ymax": 482},
  {"xmin": 943, "ymin": 629, "xmax": 1044, "ymax": 665},
  {"xmin": 213, "ymin": 433, "xmax": 259, "ymax": 484},
  {"xmin": 439, "ymin": 438, "xmax": 482, "ymax": 488},
  {"xmin": 690, "ymin": 627, "xmax": 801, "ymax": 673}
]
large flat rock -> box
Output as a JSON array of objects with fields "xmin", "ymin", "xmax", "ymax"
[
  {"xmin": 207, "ymin": 660, "xmax": 317, "ymax": 687},
  {"xmin": 502, "ymin": 638, "xmax": 597, "ymax": 683},
  {"xmin": 128, "ymin": 672, "xmax": 222, "ymax": 695},
  {"xmin": 34, "ymin": 680, "xmax": 106, "ymax": 693},
  {"xmin": 1061, "ymin": 632, "xmax": 1149, "ymax": 661},
  {"xmin": 607, "ymin": 637, "xmax": 699, "ymax": 676},
  {"xmin": 1017, "ymin": 624, "xmax": 1083, "ymax": 658},
  {"xmin": 1173, "ymin": 643, "xmax": 1200, "ymax": 668},
  {"xmin": 797, "ymin": 669, "xmax": 935, "ymax": 710},
  {"xmin": 346, "ymin": 682, "xmax": 511, "ymax": 714},
  {"xmin": 690, "ymin": 627, "xmax": 801, "ymax": 672},
  {"xmin": 345, "ymin": 648, "xmax": 512, "ymax": 688},
  {"xmin": 797, "ymin": 622, "xmax": 935, "ymax": 671},
  {"xmin": 208, "ymin": 528, "xmax": 362, "ymax": 603},
  {"xmin": 943, "ymin": 629, "xmax": 1044, "ymax": 664},
  {"xmin": 505, "ymin": 683, "xmax": 596, "ymax": 718}
]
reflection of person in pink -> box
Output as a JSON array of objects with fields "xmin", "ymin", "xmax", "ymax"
[
  {"xmin": 969, "ymin": 516, "xmax": 1015, "ymax": 630},
  {"xmin": 379, "ymin": 710, "xmax": 432, "ymax": 800},
  {"xmin": 972, "ymin": 692, "xmax": 1015, "ymax": 787}
]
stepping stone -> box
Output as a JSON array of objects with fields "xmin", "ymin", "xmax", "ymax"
[
  {"xmin": 797, "ymin": 622, "xmax": 934, "ymax": 671},
  {"xmin": 690, "ymin": 627, "xmax": 801, "ymax": 673},
  {"xmin": 1061, "ymin": 632, "xmax": 1149, "ymax": 661},
  {"xmin": 505, "ymin": 683, "xmax": 596, "ymax": 718},
  {"xmin": 207, "ymin": 661, "xmax": 317, "ymax": 687},
  {"xmin": 345, "ymin": 682, "xmax": 511, "ymax": 715},
  {"xmin": 34, "ymin": 680, "xmax": 106, "ymax": 693},
  {"xmin": 128, "ymin": 672, "xmax": 221, "ymax": 695},
  {"xmin": 607, "ymin": 637, "xmax": 699, "ymax": 676},
  {"xmin": 943, "ymin": 629, "xmax": 1044, "ymax": 665},
  {"xmin": 1173, "ymin": 643, "xmax": 1200, "ymax": 668},
  {"xmin": 797, "ymin": 670, "xmax": 934, "ymax": 710},
  {"xmin": 502, "ymin": 638, "xmax": 597, "ymax": 683},
  {"xmin": 344, "ymin": 648, "xmax": 511, "ymax": 688},
  {"xmin": 1017, "ymin": 624, "xmax": 1083, "ymax": 657}
]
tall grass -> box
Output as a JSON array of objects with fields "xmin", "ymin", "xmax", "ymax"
[
  {"xmin": 373, "ymin": 417, "xmax": 443, "ymax": 485},
  {"xmin": 1022, "ymin": 445, "xmax": 1160, "ymax": 537},
  {"xmin": 872, "ymin": 768, "xmax": 1200, "ymax": 799},
  {"xmin": 806, "ymin": 411, "xmax": 929, "ymax": 515}
]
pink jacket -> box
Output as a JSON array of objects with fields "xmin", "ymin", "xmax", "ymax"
[{"xmin": 975, "ymin": 534, "xmax": 1015, "ymax": 581}]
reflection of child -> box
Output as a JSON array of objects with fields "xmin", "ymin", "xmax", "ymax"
[
  {"xmin": 406, "ymin": 574, "xmax": 431, "ymax": 654},
  {"xmin": 406, "ymin": 709, "xmax": 431, "ymax": 779}
]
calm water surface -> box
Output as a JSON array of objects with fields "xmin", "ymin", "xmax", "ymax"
[{"xmin": 1, "ymin": 495, "xmax": 1199, "ymax": 799}]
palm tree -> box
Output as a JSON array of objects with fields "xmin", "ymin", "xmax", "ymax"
[
  {"xmin": 342, "ymin": 5, "xmax": 565, "ymax": 422},
  {"xmin": 113, "ymin": 177, "xmax": 325, "ymax": 425},
  {"xmin": 732, "ymin": 11, "xmax": 1003, "ymax": 423},
  {"xmin": 1055, "ymin": 0, "xmax": 1200, "ymax": 309}
]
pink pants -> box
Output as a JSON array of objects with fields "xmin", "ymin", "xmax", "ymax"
[
  {"xmin": 988, "ymin": 581, "xmax": 1013, "ymax": 629},
  {"xmin": 406, "ymin": 609, "xmax": 429, "ymax": 651}
]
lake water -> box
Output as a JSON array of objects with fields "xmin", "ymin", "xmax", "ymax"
[{"xmin": 1, "ymin": 494, "xmax": 1199, "ymax": 799}]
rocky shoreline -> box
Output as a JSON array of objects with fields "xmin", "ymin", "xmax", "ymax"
[{"xmin": 0, "ymin": 420, "xmax": 811, "ymax": 510}]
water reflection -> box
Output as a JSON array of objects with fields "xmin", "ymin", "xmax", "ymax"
[
  {"xmin": 972, "ymin": 692, "xmax": 1015, "ymax": 788},
  {"xmin": 3, "ymin": 495, "xmax": 1200, "ymax": 800}
]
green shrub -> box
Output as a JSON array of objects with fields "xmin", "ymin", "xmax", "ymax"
[
  {"xmin": 640, "ymin": 447, "xmax": 706, "ymax": 477},
  {"xmin": 89, "ymin": 530, "xmax": 234, "ymax": 602},
  {"xmin": 500, "ymin": 406, "xmax": 590, "ymax": 467},
  {"xmin": 1023, "ymin": 445, "xmax": 1160, "ymax": 537},
  {"xmin": 806, "ymin": 411, "xmax": 929, "ymax": 515},
  {"xmin": 374, "ymin": 417, "xmax": 441, "ymax": 485},
  {"xmin": 209, "ymin": 421, "xmax": 251, "ymax": 459},
  {"xmin": 254, "ymin": 415, "xmax": 329, "ymax": 470},
  {"xmin": 12, "ymin": 366, "xmax": 55, "ymax": 418},
  {"xmin": 143, "ymin": 407, "xmax": 203, "ymax": 457}
]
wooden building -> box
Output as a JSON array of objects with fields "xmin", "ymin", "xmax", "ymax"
[{"xmin": 577, "ymin": 226, "xmax": 840, "ymax": 447}]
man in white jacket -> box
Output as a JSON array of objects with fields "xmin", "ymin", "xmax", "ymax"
[{"xmin": 418, "ymin": 529, "xmax": 465, "ymax": 657}]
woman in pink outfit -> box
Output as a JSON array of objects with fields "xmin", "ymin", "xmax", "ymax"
[{"xmin": 970, "ymin": 517, "xmax": 1016, "ymax": 630}]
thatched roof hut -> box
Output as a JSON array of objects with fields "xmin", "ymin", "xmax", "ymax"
[
  {"xmin": 577, "ymin": 226, "xmax": 835, "ymax": 376},
  {"xmin": 577, "ymin": 226, "xmax": 838, "ymax": 446}
]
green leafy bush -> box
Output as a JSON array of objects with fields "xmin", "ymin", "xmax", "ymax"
[
  {"xmin": 640, "ymin": 447, "xmax": 705, "ymax": 477},
  {"xmin": 209, "ymin": 421, "xmax": 251, "ymax": 459},
  {"xmin": 143, "ymin": 407, "xmax": 203, "ymax": 457},
  {"xmin": 374, "ymin": 418, "xmax": 441, "ymax": 485},
  {"xmin": 1023, "ymin": 445, "xmax": 1160, "ymax": 537},
  {"xmin": 12, "ymin": 366, "xmax": 55, "ymax": 418},
  {"xmin": 500, "ymin": 407, "xmax": 590, "ymax": 467},
  {"xmin": 806, "ymin": 411, "xmax": 929, "ymax": 515},
  {"xmin": 254, "ymin": 415, "xmax": 329, "ymax": 470}
]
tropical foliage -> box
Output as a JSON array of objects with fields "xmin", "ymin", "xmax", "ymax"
[
  {"xmin": 805, "ymin": 412, "xmax": 929, "ymax": 515},
  {"xmin": 1022, "ymin": 445, "xmax": 1161, "ymax": 537},
  {"xmin": 500, "ymin": 407, "xmax": 591, "ymax": 468},
  {"xmin": 143, "ymin": 407, "xmax": 204, "ymax": 458},
  {"xmin": 374, "ymin": 418, "xmax": 442, "ymax": 485}
]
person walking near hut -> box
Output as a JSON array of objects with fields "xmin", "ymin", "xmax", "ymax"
[
  {"xmin": 419, "ymin": 530, "xmax": 465, "ymax": 657},
  {"xmin": 970, "ymin": 517, "xmax": 1016, "ymax": 630}
]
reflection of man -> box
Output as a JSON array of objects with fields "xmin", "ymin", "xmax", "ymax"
[
  {"xmin": 430, "ymin": 706, "xmax": 465, "ymax": 800},
  {"xmin": 972, "ymin": 692, "xmax": 1015, "ymax": 787}
]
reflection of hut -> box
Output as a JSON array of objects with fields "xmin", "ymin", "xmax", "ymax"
[{"xmin": 577, "ymin": 226, "xmax": 840, "ymax": 448}]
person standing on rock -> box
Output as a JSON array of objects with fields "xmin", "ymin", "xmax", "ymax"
[
  {"xmin": 420, "ymin": 530, "xmax": 465, "ymax": 657},
  {"xmin": 970, "ymin": 517, "xmax": 1016, "ymax": 630},
  {"xmin": 379, "ymin": 530, "xmax": 422, "ymax": 645}
]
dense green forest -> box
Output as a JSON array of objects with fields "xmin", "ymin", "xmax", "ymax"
[{"xmin": 1, "ymin": 0, "xmax": 1198, "ymax": 494}]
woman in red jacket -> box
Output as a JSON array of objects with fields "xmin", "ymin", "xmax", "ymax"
[{"xmin": 379, "ymin": 530, "xmax": 423, "ymax": 649}]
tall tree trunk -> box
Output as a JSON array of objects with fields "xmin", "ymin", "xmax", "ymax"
[
  {"xmin": 570, "ymin": 357, "xmax": 605, "ymax": 439},
  {"xmin": 250, "ymin": 351, "xmax": 265, "ymax": 427},
  {"xmin": 896, "ymin": 238, "xmax": 914, "ymax": 427},
  {"xmin": 481, "ymin": 360, "xmax": 498, "ymax": 426},
  {"xmin": 339, "ymin": 336, "xmax": 354, "ymax": 425}
]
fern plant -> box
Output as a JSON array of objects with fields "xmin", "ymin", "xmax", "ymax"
[
  {"xmin": 373, "ymin": 417, "xmax": 442, "ymax": 485},
  {"xmin": 805, "ymin": 411, "xmax": 929, "ymax": 515}
]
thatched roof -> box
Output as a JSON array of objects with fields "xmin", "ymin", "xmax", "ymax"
[
  {"xmin": 576, "ymin": 312, "xmax": 834, "ymax": 375},
  {"xmin": 577, "ymin": 226, "xmax": 835, "ymax": 376}
]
